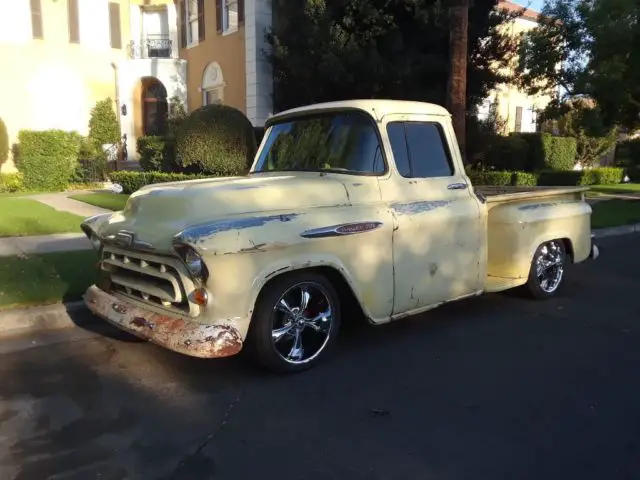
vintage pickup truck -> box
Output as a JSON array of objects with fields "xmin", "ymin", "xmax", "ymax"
[{"xmin": 82, "ymin": 99, "xmax": 599, "ymax": 373}]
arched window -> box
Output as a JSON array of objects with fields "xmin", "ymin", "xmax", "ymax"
[
  {"xmin": 201, "ymin": 61, "xmax": 225, "ymax": 106},
  {"xmin": 142, "ymin": 77, "xmax": 168, "ymax": 135}
]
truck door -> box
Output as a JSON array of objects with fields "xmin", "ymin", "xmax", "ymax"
[{"xmin": 378, "ymin": 114, "xmax": 483, "ymax": 315}]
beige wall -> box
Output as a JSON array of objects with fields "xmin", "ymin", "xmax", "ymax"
[
  {"xmin": 179, "ymin": 1, "xmax": 246, "ymax": 114},
  {"xmin": 0, "ymin": 0, "xmax": 130, "ymax": 172}
]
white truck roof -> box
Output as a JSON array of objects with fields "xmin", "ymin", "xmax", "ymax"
[{"xmin": 266, "ymin": 99, "xmax": 451, "ymax": 126}]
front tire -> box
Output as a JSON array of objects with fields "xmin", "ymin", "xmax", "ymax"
[
  {"xmin": 525, "ymin": 239, "xmax": 567, "ymax": 300},
  {"xmin": 246, "ymin": 272, "xmax": 342, "ymax": 374}
]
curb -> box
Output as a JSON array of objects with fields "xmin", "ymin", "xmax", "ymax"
[
  {"xmin": 592, "ymin": 223, "xmax": 640, "ymax": 239},
  {"xmin": 0, "ymin": 300, "xmax": 97, "ymax": 337}
]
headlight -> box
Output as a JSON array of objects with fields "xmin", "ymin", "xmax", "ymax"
[
  {"xmin": 90, "ymin": 233, "xmax": 101, "ymax": 251},
  {"xmin": 184, "ymin": 248, "xmax": 204, "ymax": 276},
  {"xmin": 175, "ymin": 245, "xmax": 207, "ymax": 279}
]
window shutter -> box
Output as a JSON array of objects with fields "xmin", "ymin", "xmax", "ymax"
[
  {"xmin": 108, "ymin": 3, "xmax": 122, "ymax": 49},
  {"xmin": 68, "ymin": 0, "xmax": 80, "ymax": 43},
  {"xmin": 180, "ymin": 0, "xmax": 187, "ymax": 48},
  {"xmin": 216, "ymin": 0, "xmax": 222, "ymax": 34},
  {"xmin": 239, "ymin": 0, "xmax": 244, "ymax": 24},
  {"xmin": 30, "ymin": 0, "xmax": 43, "ymax": 39},
  {"xmin": 197, "ymin": 0, "xmax": 205, "ymax": 41}
]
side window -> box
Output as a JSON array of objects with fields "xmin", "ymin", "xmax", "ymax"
[
  {"xmin": 404, "ymin": 122, "xmax": 454, "ymax": 178},
  {"xmin": 386, "ymin": 121, "xmax": 454, "ymax": 178},
  {"xmin": 386, "ymin": 123, "xmax": 411, "ymax": 177}
]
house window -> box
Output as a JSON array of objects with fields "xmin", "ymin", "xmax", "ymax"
[
  {"xmin": 30, "ymin": 0, "xmax": 43, "ymax": 39},
  {"xmin": 108, "ymin": 2, "xmax": 122, "ymax": 49},
  {"xmin": 202, "ymin": 61, "xmax": 225, "ymax": 106},
  {"xmin": 68, "ymin": 0, "xmax": 80, "ymax": 43},
  {"xmin": 180, "ymin": 0, "xmax": 200, "ymax": 47},
  {"xmin": 204, "ymin": 88, "xmax": 223, "ymax": 105},
  {"xmin": 216, "ymin": 0, "xmax": 244, "ymax": 34},
  {"xmin": 515, "ymin": 106, "xmax": 523, "ymax": 132}
]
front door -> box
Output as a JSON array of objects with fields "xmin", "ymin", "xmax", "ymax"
[
  {"xmin": 378, "ymin": 114, "xmax": 482, "ymax": 315},
  {"xmin": 142, "ymin": 80, "xmax": 168, "ymax": 136}
]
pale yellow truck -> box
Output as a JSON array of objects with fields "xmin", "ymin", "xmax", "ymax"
[{"xmin": 81, "ymin": 99, "xmax": 599, "ymax": 373}]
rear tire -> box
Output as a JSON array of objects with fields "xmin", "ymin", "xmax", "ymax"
[
  {"xmin": 246, "ymin": 272, "xmax": 342, "ymax": 374},
  {"xmin": 524, "ymin": 240, "xmax": 567, "ymax": 300}
]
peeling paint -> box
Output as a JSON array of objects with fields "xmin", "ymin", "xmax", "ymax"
[
  {"xmin": 85, "ymin": 285, "xmax": 243, "ymax": 358},
  {"xmin": 174, "ymin": 214, "xmax": 300, "ymax": 245},
  {"xmin": 391, "ymin": 200, "xmax": 452, "ymax": 215}
]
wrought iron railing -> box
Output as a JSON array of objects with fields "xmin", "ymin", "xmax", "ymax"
[{"xmin": 128, "ymin": 36, "xmax": 173, "ymax": 59}]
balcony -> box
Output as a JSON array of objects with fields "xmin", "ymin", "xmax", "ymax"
[{"xmin": 128, "ymin": 35, "xmax": 174, "ymax": 59}]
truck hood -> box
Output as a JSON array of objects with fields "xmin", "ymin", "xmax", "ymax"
[{"xmin": 96, "ymin": 174, "xmax": 351, "ymax": 251}]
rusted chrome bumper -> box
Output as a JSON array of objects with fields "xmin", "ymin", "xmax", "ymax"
[{"xmin": 84, "ymin": 285, "xmax": 243, "ymax": 359}]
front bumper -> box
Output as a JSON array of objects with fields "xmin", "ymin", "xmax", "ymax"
[{"xmin": 84, "ymin": 285, "xmax": 243, "ymax": 359}]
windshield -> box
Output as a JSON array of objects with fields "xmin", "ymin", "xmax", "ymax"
[{"xmin": 252, "ymin": 110, "xmax": 385, "ymax": 175}]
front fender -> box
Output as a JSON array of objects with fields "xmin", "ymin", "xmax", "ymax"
[{"xmin": 188, "ymin": 206, "xmax": 395, "ymax": 336}]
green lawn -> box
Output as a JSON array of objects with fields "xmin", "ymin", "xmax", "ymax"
[
  {"xmin": 590, "ymin": 183, "xmax": 640, "ymax": 195},
  {"xmin": 0, "ymin": 198, "xmax": 84, "ymax": 237},
  {"xmin": 591, "ymin": 199, "xmax": 640, "ymax": 229},
  {"xmin": 69, "ymin": 192, "xmax": 129, "ymax": 211},
  {"xmin": 0, "ymin": 250, "xmax": 98, "ymax": 309}
]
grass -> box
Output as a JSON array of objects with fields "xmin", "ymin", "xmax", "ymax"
[
  {"xmin": 0, "ymin": 198, "xmax": 84, "ymax": 237},
  {"xmin": 0, "ymin": 250, "xmax": 98, "ymax": 309},
  {"xmin": 69, "ymin": 192, "xmax": 129, "ymax": 211},
  {"xmin": 590, "ymin": 183, "xmax": 640, "ymax": 195},
  {"xmin": 591, "ymin": 199, "xmax": 640, "ymax": 229}
]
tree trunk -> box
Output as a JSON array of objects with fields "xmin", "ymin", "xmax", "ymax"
[{"xmin": 447, "ymin": 0, "xmax": 469, "ymax": 164}]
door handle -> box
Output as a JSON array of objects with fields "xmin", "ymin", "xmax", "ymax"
[{"xmin": 447, "ymin": 182, "xmax": 468, "ymax": 190}]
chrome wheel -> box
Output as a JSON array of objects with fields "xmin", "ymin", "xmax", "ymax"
[
  {"xmin": 271, "ymin": 282, "xmax": 334, "ymax": 365},
  {"xmin": 535, "ymin": 240, "xmax": 565, "ymax": 294}
]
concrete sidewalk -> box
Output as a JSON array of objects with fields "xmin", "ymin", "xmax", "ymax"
[
  {"xmin": 27, "ymin": 192, "xmax": 111, "ymax": 217},
  {"xmin": 0, "ymin": 233, "xmax": 91, "ymax": 257}
]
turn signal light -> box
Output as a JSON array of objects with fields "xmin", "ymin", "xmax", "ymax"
[{"xmin": 191, "ymin": 288, "xmax": 209, "ymax": 306}]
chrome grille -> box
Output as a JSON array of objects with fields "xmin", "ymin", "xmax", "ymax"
[{"xmin": 100, "ymin": 246, "xmax": 200, "ymax": 317}]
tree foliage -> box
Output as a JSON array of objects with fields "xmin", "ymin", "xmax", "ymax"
[
  {"xmin": 265, "ymin": 0, "xmax": 518, "ymax": 113},
  {"xmin": 518, "ymin": 0, "xmax": 640, "ymax": 129}
]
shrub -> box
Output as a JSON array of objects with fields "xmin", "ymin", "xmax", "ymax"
[
  {"xmin": 616, "ymin": 138, "xmax": 640, "ymax": 167},
  {"xmin": 109, "ymin": 171, "xmax": 214, "ymax": 194},
  {"xmin": 537, "ymin": 167, "xmax": 624, "ymax": 186},
  {"xmin": 72, "ymin": 137, "xmax": 109, "ymax": 183},
  {"xmin": 88, "ymin": 98, "xmax": 119, "ymax": 148},
  {"xmin": 627, "ymin": 166, "xmax": 640, "ymax": 182},
  {"xmin": 0, "ymin": 172, "xmax": 24, "ymax": 192},
  {"xmin": 513, "ymin": 133, "xmax": 577, "ymax": 171},
  {"xmin": 175, "ymin": 104, "xmax": 257, "ymax": 175},
  {"xmin": 484, "ymin": 135, "xmax": 529, "ymax": 170},
  {"xmin": 137, "ymin": 136, "xmax": 174, "ymax": 172},
  {"xmin": 16, "ymin": 129, "xmax": 82, "ymax": 191},
  {"xmin": 466, "ymin": 169, "xmax": 538, "ymax": 186},
  {"xmin": 0, "ymin": 117, "xmax": 8, "ymax": 166}
]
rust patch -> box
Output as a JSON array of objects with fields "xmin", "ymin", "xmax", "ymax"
[
  {"xmin": 112, "ymin": 303, "xmax": 127, "ymax": 315},
  {"xmin": 85, "ymin": 285, "xmax": 243, "ymax": 359}
]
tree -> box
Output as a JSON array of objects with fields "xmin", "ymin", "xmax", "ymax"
[
  {"xmin": 447, "ymin": 0, "xmax": 469, "ymax": 159},
  {"xmin": 266, "ymin": 0, "xmax": 517, "ymax": 125},
  {"xmin": 88, "ymin": 98, "xmax": 120, "ymax": 148},
  {"xmin": 517, "ymin": 0, "xmax": 640, "ymax": 129}
]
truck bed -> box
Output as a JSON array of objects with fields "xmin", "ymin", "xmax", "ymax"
[{"xmin": 474, "ymin": 185, "xmax": 588, "ymax": 204}]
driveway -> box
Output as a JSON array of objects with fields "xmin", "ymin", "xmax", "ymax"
[{"xmin": 1, "ymin": 234, "xmax": 639, "ymax": 480}]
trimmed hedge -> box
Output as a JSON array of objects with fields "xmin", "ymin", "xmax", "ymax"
[
  {"xmin": 468, "ymin": 167, "xmax": 625, "ymax": 187},
  {"xmin": 109, "ymin": 171, "xmax": 213, "ymax": 194},
  {"xmin": 137, "ymin": 136, "xmax": 174, "ymax": 172},
  {"xmin": 0, "ymin": 172, "xmax": 24, "ymax": 192},
  {"xmin": 15, "ymin": 129, "xmax": 82, "ymax": 191},
  {"xmin": 484, "ymin": 135, "xmax": 529, "ymax": 171},
  {"xmin": 467, "ymin": 170, "xmax": 538, "ymax": 187},
  {"xmin": 175, "ymin": 104, "xmax": 257, "ymax": 176},
  {"xmin": 89, "ymin": 98, "xmax": 119, "ymax": 148},
  {"xmin": 512, "ymin": 132, "xmax": 577, "ymax": 171},
  {"xmin": 0, "ymin": 117, "xmax": 8, "ymax": 166}
]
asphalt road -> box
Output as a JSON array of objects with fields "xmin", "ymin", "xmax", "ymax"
[{"xmin": 1, "ymin": 234, "xmax": 640, "ymax": 480}]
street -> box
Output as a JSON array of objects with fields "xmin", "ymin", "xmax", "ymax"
[{"xmin": 1, "ymin": 234, "xmax": 639, "ymax": 480}]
